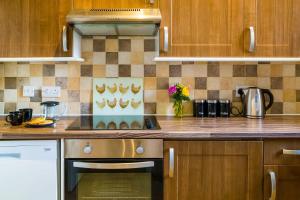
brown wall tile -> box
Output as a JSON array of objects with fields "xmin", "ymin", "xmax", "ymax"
[
  {"xmin": 195, "ymin": 77, "xmax": 207, "ymax": 89},
  {"xmin": 80, "ymin": 103, "xmax": 92, "ymax": 114},
  {"xmin": 4, "ymin": 102, "xmax": 16, "ymax": 113},
  {"xmin": 118, "ymin": 65, "xmax": 131, "ymax": 77},
  {"xmin": 271, "ymin": 77, "xmax": 283, "ymax": 89},
  {"xmin": 157, "ymin": 77, "xmax": 169, "ymax": 89},
  {"xmin": 0, "ymin": 90, "xmax": 3, "ymax": 102},
  {"xmin": 5, "ymin": 78, "xmax": 16, "ymax": 89},
  {"xmin": 30, "ymin": 90, "xmax": 42, "ymax": 102},
  {"xmin": 68, "ymin": 90, "xmax": 80, "ymax": 102},
  {"xmin": 144, "ymin": 103, "xmax": 156, "ymax": 114},
  {"xmin": 106, "ymin": 52, "xmax": 118, "ymax": 64},
  {"xmin": 297, "ymin": 90, "xmax": 300, "ymax": 102},
  {"xmin": 93, "ymin": 39, "xmax": 105, "ymax": 52},
  {"xmin": 144, "ymin": 65, "xmax": 156, "ymax": 77},
  {"xmin": 43, "ymin": 64, "xmax": 55, "ymax": 77},
  {"xmin": 55, "ymin": 77, "xmax": 68, "ymax": 89},
  {"xmin": 169, "ymin": 65, "xmax": 182, "ymax": 77},
  {"xmin": 245, "ymin": 65, "xmax": 257, "ymax": 77},
  {"xmin": 119, "ymin": 39, "xmax": 131, "ymax": 52},
  {"xmin": 233, "ymin": 65, "xmax": 245, "ymax": 77},
  {"xmin": 270, "ymin": 102, "xmax": 283, "ymax": 114},
  {"xmin": 81, "ymin": 65, "xmax": 93, "ymax": 77},
  {"xmin": 207, "ymin": 90, "xmax": 219, "ymax": 99},
  {"xmin": 144, "ymin": 39, "xmax": 156, "ymax": 51},
  {"xmin": 296, "ymin": 64, "xmax": 300, "ymax": 77},
  {"xmin": 207, "ymin": 62, "xmax": 220, "ymax": 77}
]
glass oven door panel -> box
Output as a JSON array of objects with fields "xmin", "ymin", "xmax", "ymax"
[
  {"xmin": 65, "ymin": 159, "xmax": 163, "ymax": 200},
  {"xmin": 78, "ymin": 173, "xmax": 151, "ymax": 200}
]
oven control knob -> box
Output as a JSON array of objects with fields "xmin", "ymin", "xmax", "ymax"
[
  {"xmin": 83, "ymin": 145, "xmax": 92, "ymax": 154},
  {"xmin": 136, "ymin": 146, "xmax": 144, "ymax": 154}
]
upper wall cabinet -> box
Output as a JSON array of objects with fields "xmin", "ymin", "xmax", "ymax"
[
  {"xmin": 0, "ymin": 0, "xmax": 72, "ymax": 57},
  {"xmin": 245, "ymin": 0, "xmax": 300, "ymax": 57},
  {"xmin": 159, "ymin": 0, "xmax": 245, "ymax": 57},
  {"xmin": 73, "ymin": 0, "xmax": 159, "ymax": 9},
  {"xmin": 159, "ymin": 0, "xmax": 300, "ymax": 57}
]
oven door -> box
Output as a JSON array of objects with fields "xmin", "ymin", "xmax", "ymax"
[{"xmin": 65, "ymin": 159, "xmax": 163, "ymax": 200}]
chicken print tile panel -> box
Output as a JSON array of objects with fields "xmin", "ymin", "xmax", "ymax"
[{"xmin": 93, "ymin": 78, "xmax": 144, "ymax": 115}]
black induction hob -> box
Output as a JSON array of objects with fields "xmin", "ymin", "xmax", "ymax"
[{"xmin": 66, "ymin": 115, "xmax": 160, "ymax": 130}]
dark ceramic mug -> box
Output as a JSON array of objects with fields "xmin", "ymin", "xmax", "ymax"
[
  {"xmin": 19, "ymin": 108, "xmax": 33, "ymax": 122},
  {"xmin": 6, "ymin": 111, "xmax": 23, "ymax": 126}
]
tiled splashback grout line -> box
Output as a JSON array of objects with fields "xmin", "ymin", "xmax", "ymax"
[{"xmin": 0, "ymin": 36, "xmax": 299, "ymax": 115}]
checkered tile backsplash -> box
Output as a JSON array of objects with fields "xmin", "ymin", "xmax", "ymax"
[{"xmin": 0, "ymin": 36, "xmax": 300, "ymax": 115}]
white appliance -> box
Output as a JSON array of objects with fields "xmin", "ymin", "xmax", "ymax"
[{"xmin": 0, "ymin": 140, "xmax": 59, "ymax": 200}]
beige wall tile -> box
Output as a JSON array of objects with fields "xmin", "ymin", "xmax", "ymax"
[
  {"xmin": 156, "ymin": 90, "xmax": 169, "ymax": 102},
  {"xmin": 68, "ymin": 63, "xmax": 80, "ymax": 77},
  {"xmin": 30, "ymin": 64, "xmax": 43, "ymax": 76},
  {"xmin": 131, "ymin": 38, "xmax": 144, "ymax": 52},
  {"xmin": 220, "ymin": 77, "xmax": 233, "ymax": 90},
  {"xmin": 4, "ymin": 63, "xmax": 18, "ymax": 77},
  {"xmin": 271, "ymin": 64, "xmax": 283, "ymax": 77},
  {"xmin": 67, "ymin": 102, "xmax": 81, "ymax": 115},
  {"xmin": 119, "ymin": 52, "xmax": 131, "ymax": 64},
  {"xmin": 296, "ymin": 78, "xmax": 300, "ymax": 89},
  {"xmin": 182, "ymin": 77, "xmax": 195, "ymax": 89},
  {"xmin": 144, "ymin": 52, "xmax": 156, "ymax": 65},
  {"xmin": 17, "ymin": 64, "xmax": 30, "ymax": 77},
  {"xmin": 283, "ymin": 90, "xmax": 296, "ymax": 102},
  {"xmin": 4, "ymin": 89, "xmax": 17, "ymax": 102},
  {"xmin": 68, "ymin": 77, "xmax": 80, "ymax": 90},
  {"xmin": 182, "ymin": 64, "xmax": 195, "ymax": 77},
  {"xmin": 0, "ymin": 64, "xmax": 4, "ymax": 77},
  {"xmin": 131, "ymin": 65, "xmax": 144, "ymax": 77},
  {"xmin": 144, "ymin": 77, "xmax": 156, "ymax": 90},
  {"xmin": 194, "ymin": 90, "xmax": 207, "ymax": 99},
  {"xmin": 169, "ymin": 77, "xmax": 182, "ymax": 86},
  {"xmin": 131, "ymin": 52, "xmax": 144, "ymax": 64},
  {"xmin": 156, "ymin": 62, "xmax": 169, "ymax": 77},
  {"xmin": 80, "ymin": 90, "xmax": 92, "ymax": 103},
  {"xmin": 30, "ymin": 77, "xmax": 43, "ymax": 89},
  {"xmin": 93, "ymin": 65, "xmax": 106, "ymax": 77},
  {"xmin": 283, "ymin": 102, "xmax": 296, "ymax": 114},
  {"xmin": 17, "ymin": 102, "xmax": 30, "ymax": 110},
  {"xmin": 207, "ymin": 77, "xmax": 220, "ymax": 90},
  {"xmin": 82, "ymin": 38, "xmax": 93, "ymax": 52},
  {"xmin": 183, "ymin": 101, "xmax": 193, "ymax": 115},
  {"xmin": 55, "ymin": 64, "xmax": 69, "ymax": 77},
  {"xmin": 80, "ymin": 77, "xmax": 92, "ymax": 90},
  {"xmin": 219, "ymin": 90, "xmax": 232, "ymax": 100},
  {"xmin": 271, "ymin": 90, "xmax": 283, "ymax": 102},
  {"xmin": 105, "ymin": 65, "xmax": 118, "ymax": 77},
  {"xmin": 93, "ymin": 52, "xmax": 106, "ymax": 65},
  {"xmin": 194, "ymin": 64, "xmax": 207, "ymax": 77},
  {"xmin": 43, "ymin": 77, "xmax": 55, "ymax": 86},
  {"xmin": 106, "ymin": 39, "xmax": 118, "ymax": 52},
  {"xmin": 219, "ymin": 63, "xmax": 233, "ymax": 77},
  {"xmin": 257, "ymin": 64, "xmax": 271, "ymax": 77},
  {"xmin": 283, "ymin": 64, "xmax": 295, "ymax": 76},
  {"xmin": 296, "ymin": 103, "xmax": 300, "ymax": 114},
  {"xmin": 283, "ymin": 77, "xmax": 296, "ymax": 89},
  {"xmin": 156, "ymin": 102, "xmax": 173, "ymax": 115},
  {"xmin": 0, "ymin": 77, "xmax": 4, "ymax": 89},
  {"xmin": 144, "ymin": 90, "xmax": 157, "ymax": 103},
  {"xmin": 82, "ymin": 52, "xmax": 93, "ymax": 64},
  {"xmin": 29, "ymin": 102, "xmax": 42, "ymax": 114},
  {"xmin": 257, "ymin": 77, "xmax": 271, "ymax": 88}
]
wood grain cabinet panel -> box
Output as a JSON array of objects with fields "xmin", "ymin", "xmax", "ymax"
[
  {"xmin": 164, "ymin": 141, "xmax": 263, "ymax": 200},
  {"xmin": 245, "ymin": 0, "xmax": 300, "ymax": 57},
  {"xmin": 264, "ymin": 165, "xmax": 300, "ymax": 200},
  {"xmin": 0, "ymin": 0, "xmax": 72, "ymax": 57},
  {"xmin": 159, "ymin": 0, "xmax": 245, "ymax": 57},
  {"xmin": 73, "ymin": 0, "xmax": 158, "ymax": 9}
]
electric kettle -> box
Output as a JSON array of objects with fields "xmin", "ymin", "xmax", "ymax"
[{"xmin": 238, "ymin": 87, "xmax": 274, "ymax": 119}]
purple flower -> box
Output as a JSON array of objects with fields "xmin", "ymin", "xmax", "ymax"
[{"xmin": 168, "ymin": 85, "xmax": 177, "ymax": 95}]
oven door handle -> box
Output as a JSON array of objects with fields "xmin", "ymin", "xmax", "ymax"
[{"xmin": 73, "ymin": 161, "xmax": 155, "ymax": 170}]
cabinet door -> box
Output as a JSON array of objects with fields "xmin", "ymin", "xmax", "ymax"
[
  {"xmin": 164, "ymin": 141, "xmax": 263, "ymax": 200},
  {"xmin": 159, "ymin": 0, "xmax": 245, "ymax": 57},
  {"xmin": 245, "ymin": 0, "xmax": 300, "ymax": 57},
  {"xmin": 0, "ymin": 0, "xmax": 72, "ymax": 57},
  {"xmin": 264, "ymin": 166, "xmax": 300, "ymax": 200},
  {"xmin": 73, "ymin": 0, "xmax": 158, "ymax": 9}
]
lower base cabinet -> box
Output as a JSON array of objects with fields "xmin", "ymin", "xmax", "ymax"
[{"xmin": 164, "ymin": 141, "xmax": 263, "ymax": 200}]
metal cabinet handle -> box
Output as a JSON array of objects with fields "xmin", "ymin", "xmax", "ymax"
[
  {"xmin": 73, "ymin": 161, "xmax": 154, "ymax": 170},
  {"xmin": 163, "ymin": 26, "xmax": 169, "ymax": 53},
  {"xmin": 282, "ymin": 149, "xmax": 300, "ymax": 155},
  {"xmin": 169, "ymin": 148, "xmax": 174, "ymax": 178},
  {"xmin": 62, "ymin": 25, "xmax": 68, "ymax": 52},
  {"xmin": 268, "ymin": 171, "xmax": 276, "ymax": 200},
  {"xmin": 248, "ymin": 26, "xmax": 255, "ymax": 52}
]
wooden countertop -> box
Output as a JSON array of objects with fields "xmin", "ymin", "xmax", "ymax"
[{"xmin": 0, "ymin": 116, "xmax": 300, "ymax": 140}]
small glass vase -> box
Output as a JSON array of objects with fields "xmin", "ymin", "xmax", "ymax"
[{"xmin": 173, "ymin": 100, "xmax": 183, "ymax": 118}]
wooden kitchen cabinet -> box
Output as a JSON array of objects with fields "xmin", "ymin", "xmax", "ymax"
[
  {"xmin": 0, "ymin": 0, "xmax": 72, "ymax": 57},
  {"xmin": 245, "ymin": 0, "xmax": 300, "ymax": 57},
  {"xmin": 264, "ymin": 139, "xmax": 300, "ymax": 200},
  {"xmin": 164, "ymin": 141, "xmax": 263, "ymax": 200},
  {"xmin": 159, "ymin": 0, "xmax": 245, "ymax": 57},
  {"xmin": 73, "ymin": 0, "xmax": 158, "ymax": 9}
]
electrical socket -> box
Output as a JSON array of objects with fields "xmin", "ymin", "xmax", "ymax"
[
  {"xmin": 235, "ymin": 85, "xmax": 252, "ymax": 97},
  {"xmin": 23, "ymin": 86, "xmax": 35, "ymax": 97},
  {"xmin": 42, "ymin": 86, "xmax": 61, "ymax": 98}
]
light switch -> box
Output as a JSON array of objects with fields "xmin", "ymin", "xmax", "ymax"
[{"xmin": 23, "ymin": 86, "xmax": 35, "ymax": 97}]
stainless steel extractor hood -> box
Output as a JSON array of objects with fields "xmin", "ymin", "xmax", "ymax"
[{"xmin": 66, "ymin": 8, "xmax": 161, "ymax": 36}]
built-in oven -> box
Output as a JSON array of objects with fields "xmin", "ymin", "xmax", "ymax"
[{"xmin": 64, "ymin": 139, "xmax": 163, "ymax": 200}]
